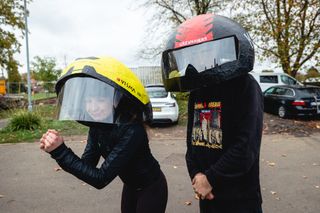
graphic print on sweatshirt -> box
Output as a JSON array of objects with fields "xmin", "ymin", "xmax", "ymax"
[{"xmin": 192, "ymin": 101, "xmax": 222, "ymax": 149}]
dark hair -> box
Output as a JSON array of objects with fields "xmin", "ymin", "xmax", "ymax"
[{"xmin": 114, "ymin": 94, "xmax": 144, "ymax": 124}]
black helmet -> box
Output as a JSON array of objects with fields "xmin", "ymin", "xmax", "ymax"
[{"xmin": 161, "ymin": 14, "xmax": 255, "ymax": 91}]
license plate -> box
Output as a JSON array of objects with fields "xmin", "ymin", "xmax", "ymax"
[{"xmin": 152, "ymin": 107, "xmax": 161, "ymax": 112}]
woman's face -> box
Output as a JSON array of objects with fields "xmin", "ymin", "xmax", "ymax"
[{"xmin": 85, "ymin": 96, "xmax": 112, "ymax": 122}]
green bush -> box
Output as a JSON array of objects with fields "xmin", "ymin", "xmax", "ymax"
[
  {"xmin": 174, "ymin": 92, "xmax": 189, "ymax": 125},
  {"xmin": 7, "ymin": 110, "xmax": 42, "ymax": 131},
  {"xmin": 174, "ymin": 92, "xmax": 189, "ymax": 101}
]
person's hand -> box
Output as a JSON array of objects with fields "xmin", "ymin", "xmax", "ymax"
[
  {"xmin": 192, "ymin": 173, "xmax": 214, "ymax": 200},
  {"xmin": 40, "ymin": 129, "xmax": 64, "ymax": 153}
]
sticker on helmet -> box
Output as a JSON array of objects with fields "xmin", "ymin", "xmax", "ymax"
[{"xmin": 175, "ymin": 14, "xmax": 214, "ymax": 48}]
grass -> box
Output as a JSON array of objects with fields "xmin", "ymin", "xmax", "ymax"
[
  {"xmin": 31, "ymin": 92, "xmax": 56, "ymax": 101},
  {"xmin": 7, "ymin": 110, "xmax": 42, "ymax": 131},
  {"xmin": 0, "ymin": 93, "xmax": 189, "ymax": 144},
  {"xmin": 0, "ymin": 120, "xmax": 88, "ymax": 144},
  {"xmin": 0, "ymin": 109, "xmax": 12, "ymax": 119},
  {"xmin": 0, "ymin": 104, "xmax": 88, "ymax": 144}
]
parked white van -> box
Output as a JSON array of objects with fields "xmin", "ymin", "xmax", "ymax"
[{"xmin": 249, "ymin": 72, "xmax": 301, "ymax": 92}]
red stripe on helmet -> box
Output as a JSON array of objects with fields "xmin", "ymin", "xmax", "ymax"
[{"xmin": 174, "ymin": 14, "xmax": 214, "ymax": 48}]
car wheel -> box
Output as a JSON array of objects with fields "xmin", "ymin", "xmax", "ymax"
[{"xmin": 278, "ymin": 105, "xmax": 287, "ymax": 118}]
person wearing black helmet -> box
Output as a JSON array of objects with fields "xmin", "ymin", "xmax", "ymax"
[
  {"xmin": 40, "ymin": 57, "xmax": 168, "ymax": 213},
  {"xmin": 161, "ymin": 14, "xmax": 263, "ymax": 212}
]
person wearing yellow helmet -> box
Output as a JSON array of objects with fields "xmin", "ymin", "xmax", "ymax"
[{"xmin": 39, "ymin": 56, "xmax": 168, "ymax": 213}]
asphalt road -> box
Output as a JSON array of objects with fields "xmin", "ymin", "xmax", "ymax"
[{"xmin": 0, "ymin": 133, "xmax": 319, "ymax": 213}]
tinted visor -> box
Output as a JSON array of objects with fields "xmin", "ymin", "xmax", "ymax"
[
  {"xmin": 57, "ymin": 77, "xmax": 116, "ymax": 124},
  {"xmin": 164, "ymin": 36, "xmax": 238, "ymax": 79}
]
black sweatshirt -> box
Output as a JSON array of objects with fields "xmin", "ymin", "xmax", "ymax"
[
  {"xmin": 186, "ymin": 74, "xmax": 263, "ymax": 205},
  {"xmin": 50, "ymin": 123, "xmax": 161, "ymax": 189}
]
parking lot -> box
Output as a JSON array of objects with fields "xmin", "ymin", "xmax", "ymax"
[{"xmin": 0, "ymin": 122, "xmax": 319, "ymax": 213}]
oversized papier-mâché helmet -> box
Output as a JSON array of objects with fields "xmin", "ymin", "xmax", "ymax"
[
  {"xmin": 55, "ymin": 56, "xmax": 152, "ymax": 126},
  {"xmin": 161, "ymin": 14, "xmax": 255, "ymax": 91}
]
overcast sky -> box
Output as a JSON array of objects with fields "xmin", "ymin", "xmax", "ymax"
[
  {"xmin": 16, "ymin": 0, "xmax": 157, "ymax": 73},
  {"xmin": 15, "ymin": 0, "xmax": 278, "ymax": 74}
]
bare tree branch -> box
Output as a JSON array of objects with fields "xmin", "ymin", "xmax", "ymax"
[
  {"xmin": 235, "ymin": 0, "xmax": 320, "ymax": 77},
  {"xmin": 136, "ymin": 0, "xmax": 233, "ymax": 59}
]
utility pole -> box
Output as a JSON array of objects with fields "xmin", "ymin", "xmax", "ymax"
[{"xmin": 24, "ymin": 0, "xmax": 32, "ymax": 111}]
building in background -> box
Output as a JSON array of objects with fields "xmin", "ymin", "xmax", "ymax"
[{"xmin": 130, "ymin": 66, "xmax": 162, "ymax": 86}]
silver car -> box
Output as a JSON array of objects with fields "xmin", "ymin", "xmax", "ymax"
[{"xmin": 145, "ymin": 85, "xmax": 179, "ymax": 124}]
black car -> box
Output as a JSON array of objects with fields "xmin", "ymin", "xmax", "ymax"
[{"xmin": 263, "ymin": 85, "xmax": 320, "ymax": 118}]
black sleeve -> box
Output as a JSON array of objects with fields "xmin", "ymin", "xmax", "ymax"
[
  {"xmin": 50, "ymin": 125, "xmax": 145, "ymax": 189},
  {"xmin": 80, "ymin": 130, "xmax": 100, "ymax": 167},
  {"xmin": 205, "ymin": 79, "xmax": 264, "ymax": 186},
  {"xmin": 185, "ymin": 92, "xmax": 202, "ymax": 180}
]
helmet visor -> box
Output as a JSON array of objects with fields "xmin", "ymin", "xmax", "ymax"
[
  {"xmin": 164, "ymin": 36, "xmax": 238, "ymax": 79},
  {"xmin": 57, "ymin": 77, "xmax": 115, "ymax": 124}
]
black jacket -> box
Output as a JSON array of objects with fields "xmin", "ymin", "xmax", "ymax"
[
  {"xmin": 186, "ymin": 74, "xmax": 263, "ymax": 204},
  {"xmin": 50, "ymin": 123, "xmax": 160, "ymax": 189}
]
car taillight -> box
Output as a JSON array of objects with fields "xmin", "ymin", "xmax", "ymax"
[{"xmin": 292, "ymin": 100, "xmax": 305, "ymax": 106}]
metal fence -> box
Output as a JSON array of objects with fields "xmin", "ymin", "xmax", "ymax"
[
  {"xmin": 2, "ymin": 66, "xmax": 163, "ymax": 96},
  {"xmin": 4, "ymin": 81, "xmax": 56, "ymax": 95},
  {"xmin": 130, "ymin": 66, "xmax": 163, "ymax": 86}
]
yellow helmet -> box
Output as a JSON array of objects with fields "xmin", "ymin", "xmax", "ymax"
[{"xmin": 55, "ymin": 56, "xmax": 152, "ymax": 125}]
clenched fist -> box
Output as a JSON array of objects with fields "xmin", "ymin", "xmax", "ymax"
[
  {"xmin": 192, "ymin": 173, "xmax": 214, "ymax": 200},
  {"xmin": 40, "ymin": 129, "xmax": 64, "ymax": 153}
]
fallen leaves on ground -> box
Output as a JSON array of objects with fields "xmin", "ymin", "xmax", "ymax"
[
  {"xmin": 268, "ymin": 162, "xmax": 276, "ymax": 167},
  {"xmin": 194, "ymin": 194, "xmax": 200, "ymax": 200},
  {"xmin": 54, "ymin": 167, "xmax": 61, "ymax": 171},
  {"xmin": 263, "ymin": 113, "xmax": 320, "ymax": 137},
  {"xmin": 184, "ymin": 201, "xmax": 192, "ymax": 205}
]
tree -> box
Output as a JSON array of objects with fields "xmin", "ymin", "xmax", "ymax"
[
  {"xmin": 305, "ymin": 66, "xmax": 319, "ymax": 78},
  {"xmin": 137, "ymin": 0, "xmax": 233, "ymax": 59},
  {"xmin": 234, "ymin": 0, "xmax": 320, "ymax": 78},
  {"xmin": 0, "ymin": 0, "xmax": 31, "ymax": 78},
  {"xmin": 7, "ymin": 54, "xmax": 22, "ymax": 93},
  {"xmin": 31, "ymin": 56, "xmax": 61, "ymax": 92}
]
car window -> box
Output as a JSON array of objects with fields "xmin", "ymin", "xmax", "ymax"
[
  {"xmin": 260, "ymin": 75, "xmax": 278, "ymax": 83},
  {"xmin": 297, "ymin": 88, "xmax": 320, "ymax": 97},
  {"xmin": 274, "ymin": 88, "xmax": 287, "ymax": 95},
  {"xmin": 283, "ymin": 88, "xmax": 294, "ymax": 96},
  {"xmin": 281, "ymin": 75, "xmax": 296, "ymax": 85},
  {"xmin": 146, "ymin": 87, "xmax": 168, "ymax": 98},
  {"xmin": 264, "ymin": 87, "xmax": 276, "ymax": 95}
]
